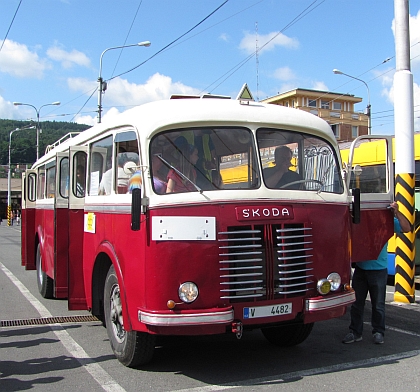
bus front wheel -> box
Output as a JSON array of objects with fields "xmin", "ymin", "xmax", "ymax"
[
  {"xmin": 261, "ymin": 322, "xmax": 314, "ymax": 347},
  {"xmin": 104, "ymin": 265, "xmax": 156, "ymax": 367},
  {"xmin": 36, "ymin": 244, "xmax": 53, "ymax": 299}
]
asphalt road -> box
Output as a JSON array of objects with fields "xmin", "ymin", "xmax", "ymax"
[{"xmin": 1, "ymin": 223, "xmax": 420, "ymax": 391}]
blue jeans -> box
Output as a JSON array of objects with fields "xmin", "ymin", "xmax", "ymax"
[{"xmin": 349, "ymin": 266, "xmax": 387, "ymax": 336}]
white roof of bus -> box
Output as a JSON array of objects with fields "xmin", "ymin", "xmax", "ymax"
[{"xmin": 34, "ymin": 98, "xmax": 335, "ymax": 166}]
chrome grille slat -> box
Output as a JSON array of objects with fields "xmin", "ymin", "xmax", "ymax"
[
  {"xmin": 219, "ymin": 244, "xmax": 262, "ymax": 249},
  {"xmin": 220, "ymin": 258, "xmax": 263, "ymax": 264},
  {"xmin": 219, "ymin": 251, "xmax": 262, "ymax": 257},
  {"xmin": 220, "ymin": 266, "xmax": 263, "ymax": 271},
  {"xmin": 277, "ymin": 234, "xmax": 312, "ymax": 240},
  {"xmin": 219, "ymin": 223, "xmax": 314, "ymax": 301},
  {"xmin": 279, "ymin": 274, "xmax": 314, "ymax": 281},
  {"xmin": 278, "ymin": 248, "xmax": 313, "ymax": 254},
  {"xmin": 220, "ymin": 280, "xmax": 263, "ymax": 285},
  {"xmin": 278, "ymin": 254, "xmax": 313, "ymax": 261},
  {"xmin": 278, "ymin": 268, "xmax": 313, "ymax": 274}
]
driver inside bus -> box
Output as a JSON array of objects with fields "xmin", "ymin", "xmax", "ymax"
[{"xmin": 263, "ymin": 146, "xmax": 303, "ymax": 190}]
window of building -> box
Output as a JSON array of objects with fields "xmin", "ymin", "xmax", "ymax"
[
  {"xmin": 292, "ymin": 99, "xmax": 295, "ymax": 108},
  {"xmin": 321, "ymin": 101, "xmax": 330, "ymax": 109},
  {"xmin": 284, "ymin": 101, "xmax": 289, "ymax": 107},
  {"xmin": 352, "ymin": 126, "xmax": 358, "ymax": 138},
  {"xmin": 331, "ymin": 124, "xmax": 340, "ymax": 139},
  {"xmin": 308, "ymin": 99, "xmax": 317, "ymax": 108},
  {"xmin": 333, "ymin": 102, "xmax": 342, "ymax": 110}
]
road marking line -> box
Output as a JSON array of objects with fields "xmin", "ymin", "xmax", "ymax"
[{"xmin": 0, "ymin": 261, "xmax": 126, "ymax": 392}]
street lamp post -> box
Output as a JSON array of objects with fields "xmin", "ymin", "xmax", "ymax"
[
  {"xmin": 8, "ymin": 125, "xmax": 36, "ymax": 226},
  {"xmin": 333, "ymin": 69, "xmax": 371, "ymax": 135},
  {"xmin": 97, "ymin": 41, "xmax": 151, "ymax": 123},
  {"xmin": 13, "ymin": 101, "xmax": 61, "ymax": 161}
]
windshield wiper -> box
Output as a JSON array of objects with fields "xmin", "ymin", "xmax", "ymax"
[{"xmin": 156, "ymin": 155, "xmax": 203, "ymax": 194}]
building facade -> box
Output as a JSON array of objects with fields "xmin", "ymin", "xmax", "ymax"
[{"xmin": 262, "ymin": 88, "xmax": 369, "ymax": 142}]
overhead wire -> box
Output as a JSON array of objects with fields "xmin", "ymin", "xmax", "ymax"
[
  {"xmin": 0, "ymin": 0, "xmax": 22, "ymax": 53},
  {"xmin": 109, "ymin": 0, "xmax": 143, "ymax": 82},
  {"xmin": 107, "ymin": 0, "xmax": 230, "ymax": 83},
  {"xmin": 201, "ymin": 0, "xmax": 326, "ymax": 94}
]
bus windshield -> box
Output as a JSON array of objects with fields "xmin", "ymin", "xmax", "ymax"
[{"xmin": 150, "ymin": 127, "xmax": 344, "ymax": 194}]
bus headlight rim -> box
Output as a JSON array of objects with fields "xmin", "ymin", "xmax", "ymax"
[
  {"xmin": 178, "ymin": 282, "xmax": 199, "ymax": 303},
  {"xmin": 327, "ymin": 272, "xmax": 341, "ymax": 291}
]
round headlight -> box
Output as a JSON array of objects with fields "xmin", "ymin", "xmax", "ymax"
[
  {"xmin": 317, "ymin": 278, "xmax": 331, "ymax": 295},
  {"xmin": 178, "ymin": 282, "xmax": 199, "ymax": 303},
  {"xmin": 327, "ymin": 272, "xmax": 341, "ymax": 291}
]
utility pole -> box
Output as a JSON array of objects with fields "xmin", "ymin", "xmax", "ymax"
[{"xmin": 393, "ymin": 0, "xmax": 415, "ymax": 303}]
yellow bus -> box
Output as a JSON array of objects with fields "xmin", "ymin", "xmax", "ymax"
[{"xmin": 339, "ymin": 134, "xmax": 420, "ymax": 276}]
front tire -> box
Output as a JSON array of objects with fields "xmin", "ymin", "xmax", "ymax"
[
  {"xmin": 104, "ymin": 265, "xmax": 156, "ymax": 367},
  {"xmin": 36, "ymin": 244, "xmax": 54, "ymax": 298},
  {"xmin": 261, "ymin": 322, "xmax": 314, "ymax": 347}
]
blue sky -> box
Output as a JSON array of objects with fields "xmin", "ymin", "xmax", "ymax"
[{"xmin": 0, "ymin": 0, "xmax": 419, "ymax": 135}]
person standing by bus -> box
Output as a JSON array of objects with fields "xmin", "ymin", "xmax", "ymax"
[{"xmin": 342, "ymin": 201, "xmax": 411, "ymax": 345}]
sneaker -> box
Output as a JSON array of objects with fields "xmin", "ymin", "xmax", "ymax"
[
  {"xmin": 342, "ymin": 331, "xmax": 362, "ymax": 344},
  {"xmin": 373, "ymin": 332, "xmax": 384, "ymax": 344}
]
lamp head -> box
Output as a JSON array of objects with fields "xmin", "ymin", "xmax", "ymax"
[
  {"xmin": 333, "ymin": 69, "xmax": 343, "ymax": 75},
  {"xmin": 13, "ymin": 102, "xmax": 22, "ymax": 106},
  {"xmin": 51, "ymin": 101, "xmax": 61, "ymax": 106},
  {"xmin": 138, "ymin": 41, "xmax": 151, "ymax": 47}
]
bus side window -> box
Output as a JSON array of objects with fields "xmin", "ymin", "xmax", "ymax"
[
  {"xmin": 37, "ymin": 166, "xmax": 46, "ymax": 200},
  {"xmin": 73, "ymin": 152, "xmax": 87, "ymax": 198},
  {"xmin": 28, "ymin": 173, "xmax": 37, "ymax": 202},
  {"xmin": 46, "ymin": 164, "xmax": 56, "ymax": 198},
  {"xmin": 59, "ymin": 157, "xmax": 69, "ymax": 198},
  {"xmin": 114, "ymin": 131, "xmax": 140, "ymax": 195},
  {"xmin": 89, "ymin": 135, "xmax": 112, "ymax": 196}
]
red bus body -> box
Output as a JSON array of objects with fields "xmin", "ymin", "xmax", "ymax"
[{"xmin": 21, "ymin": 97, "xmax": 394, "ymax": 366}]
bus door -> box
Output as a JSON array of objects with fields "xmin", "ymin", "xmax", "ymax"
[
  {"xmin": 22, "ymin": 170, "xmax": 37, "ymax": 270},
  {"xmin": 68, "ymin": 146, "xmax": 88, "ymax": 310},
  {"xmin": 54, "ymin": 152, "xmax": 70, "ymax": 298},
  {"xmin": 346, "ymin": 135, "xmax": 394, "ymax": 262}
]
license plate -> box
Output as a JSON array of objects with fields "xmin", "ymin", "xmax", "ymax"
[{"xmin": 243, "ymin": 303, "xmax": 292, "ymax": 319}]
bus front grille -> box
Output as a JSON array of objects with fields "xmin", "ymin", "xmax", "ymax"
[{"xmin": 218, "ymin": 224, "xmax": 314, "ymax": 302}]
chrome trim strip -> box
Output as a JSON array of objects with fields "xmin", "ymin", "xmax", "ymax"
[
  {"xmin": 138, "ymin": 309, "xmax": 234, "ymax": 326},
  {"xmin": 305, "ymin": 290, "xmax": 355, "ymax": 312}
]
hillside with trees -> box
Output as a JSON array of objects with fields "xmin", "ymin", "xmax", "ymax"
[{"xmin": 0, "ymin": 119, "xmax": 90, "ymax": 178}]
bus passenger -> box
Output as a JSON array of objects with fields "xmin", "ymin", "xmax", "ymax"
[
  {"xmin": 151, "ymin": 152, "xmax": 167, "ymax": 194},
  {"xmin": 263, "ymin": 146, "xmax": 302, "ymax": 190},
  {"xmin": 166, "ymin": 144, "xmax": 199, "ymax": 193},
  {"xmin": 99, "ymin": 153, "xmax": 130, "ymax": 195}
]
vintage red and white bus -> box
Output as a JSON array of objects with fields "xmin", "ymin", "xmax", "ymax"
[{"xmin": 21, "ymin": 95, "xmax": 394, "ymax": 367}]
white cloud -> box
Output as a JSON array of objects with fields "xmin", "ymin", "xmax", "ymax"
[
  {"xmin": 273, "ymin": 66, "xmax": 297, "ymax": 81},
  {"xmin": 0, "ymin": 39, "xmax": 50, "ymax": 78},
  {"xmin": 311, "ymin": 81, "xmax": 329, "ymax": 91},
  {"xmin": 70, "ymin": 72, "xmax": 201, "ymax": 124},
  {"xmin": 239, "ymin": 31, "xmax": 299, "ymax": 55},
  {"xmin": 69, "ymin": 72, "xmax": 200, "ymax": 107},
  {"xmin": 0, "ymin": 94, "xmax": 19, "ymax": 118},
  {"xmin": 47, "ymin": 44, "xmax": 91, "ymax": 69},
  {"xmin": 219, "ymin": 33, "xmax": 229, "ymax": 42}
]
